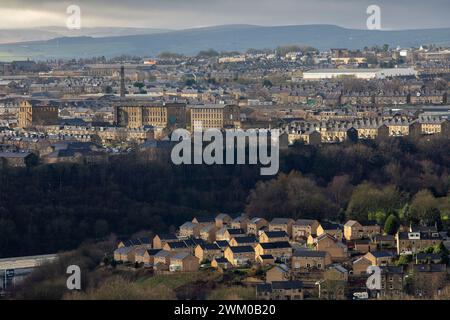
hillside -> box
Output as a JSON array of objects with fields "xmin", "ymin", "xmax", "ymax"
[
  {"xmin": 1, "ymin": 24, "xmax": 450, "ymax": 60},
  {"xmin": 0, "ymin": 26, "xmax": 170, "ymax": 44}
]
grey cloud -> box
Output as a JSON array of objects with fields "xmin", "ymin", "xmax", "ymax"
[{"xmin": 0, "ymin": 0, "xmax": 449, "ymax": 29}]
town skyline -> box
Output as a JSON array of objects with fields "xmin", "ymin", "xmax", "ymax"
[{"xmin": 1, "ymin": 1, "xmax": 450, "ymax": 306}]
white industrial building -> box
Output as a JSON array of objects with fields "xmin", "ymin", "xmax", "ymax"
[
  {"xmin": 0, "ymin": 254, "xmax": 58, "ymax": 293},
  {"xmin": 302, "ymin": 68, "xmax": 417, "ymax": 80}
]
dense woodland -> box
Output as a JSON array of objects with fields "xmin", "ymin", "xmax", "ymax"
[{"xmin": 1, "ymin": 135, "xmax": 450, "ymax": 258}]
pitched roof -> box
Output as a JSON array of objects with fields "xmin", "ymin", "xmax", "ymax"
[
  {"xmin": 250, "ymin": 217, "xmax": 266, "ymax": 224},
  {"xmin": 213, "ymin": 257, "xmax": 229, "ymax": 263},
  {"xmin": 199, "ymin": 243, "xmax": 221, "ymax": 251},
  {"xmin": 373, "ymin": 234, "xmax": 395, "ymax": 241},
  {"xmin": 416, "ymin": 252, "xmax": 441, "ymax": 260},
  {"xmin": 263, "ymin": 231, "xmax": 289, "ymax": 238},
  {"xmin": 413, "ymin": 264, "xmax": 446, "ymax": 273},
  {"xmin": 145, "ymin": 249, "xmax": 162, "ymax": 256},
  {"xmin": 227, "ymin": 228, "xmax": 246, "ymax": 235},
  {"xmin": 183, "ymin": 238, "xmax": 205, "ymax": 247},
  {"xmin": 344, "ymin": 220, "xmax": 361, "ymax": 227},
  {"xmin": 180, "ymin": 221, "xmax": 197, "ymax": 229},
  {"xmin": 295, "ymin": 219, "xmax": 318, "ymax": 226},
  {"xmin": 259, "ymin": 254, "xmax": 274, "ymax": 260},
  {"xmin": 155, "ymin": 234, "xmax": 178, "ymax": 241},
  {"xmin": 0, "ymin": 152, "xmax": 32, "ymax": 158},
  {"xmin": 200, "ymin": 225, "xmax": 216, "ymax": 233},
  {"xmin": 293, "ymin": 250, "xmax": 327, "ymax": 258},
  {"xmin": 193, "ymin": 217, "xmax": 215, "ymax": 223},
  {"xmin": 215, "ymin": 240, "xmax": 229, "ymax": 248},
  {"xmin": 259, "ymin": 241, "xmax": 292, "ymax": 250},
  {"xmin": 353, "ymin": 256, "xmax": 371, "ymax": 265},
  {"xmin": 256, "ymin": 283, "xmax": 272, "ymax": 293},
  {"xmin": 114, "ymin": 246, "xmax": 135, "ymax": 255},
  {"xmin": 120, "ymin": 237, "xmax": 151, "ymax": 247},
  {"xmin": 270, "ymin": 218, "xmax": 294, "ymax": 224},
  {"xmin": 216, "ymin": 213, "xmax": 231, "ymax": 220},
  {"xmin": 354, "ymin": 239, "xmax": 371, "ymax": 245},
  {"xmin": 134, "ymin": 248, "xmax": 147, "ymax": 257},
  {"xmin": 171, "ymin": 252, "xmax": 193, "ymax": 260},
  {"xmin": 380, "ymin": 266, "xmax": 403, "ymax": 274},
  {"xmin": 317, "ymin": 233, "xmax": 337, "ymax": 242},
  {"xmin": 228, "ymin": 246, "xmax": 255, "ymax": 253},
  {"xmin": 270, "ymin": 263, "xmax": 290, "ymax": 273},
  {"xmin": 166, "ymin": 241, "xmax": 188, "ymax": 249},
  {"xmin": 271, "ymin": 280, "xmax": 303, "ymax": 290},
  {"xmin": 330, "ymin": 264, "xmax": 347, "ymax": 274},
  {"xmin": 320, "ymin": 222, "xmax": 341, "ymax": 230},
  {"xmin": 410, "ymin": 225, "xmax": 438, "ymax": 233},
  {"xmin": 367, "ymin": 251, "xmax": 395, "ymax": 258},
  {"xmin": 232, "ymin": 236, "xmax": 257, "ymax": 244},
  {"xmin": 154, "ymin": 250, "xmax": 173, "ymax": 258}
]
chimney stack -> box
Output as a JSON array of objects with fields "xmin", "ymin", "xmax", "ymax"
[{"xmin": 120, "ymin": 65, "xmax": 125, "ymax": 98}]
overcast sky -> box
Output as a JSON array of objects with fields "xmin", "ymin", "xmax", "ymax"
[{"xmin": 0, "ymin": 0, "xmax": 449, "ymax": 30}]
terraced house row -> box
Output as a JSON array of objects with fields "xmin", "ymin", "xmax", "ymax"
[
  {"xmin": 283, "ymin": 115, "xmax": 450, "ymax": 145},
  {"xmin": 272, "ymin": 89, "xmax": 448, "ymax": 107},
  {"xmin": 112, "ymin": 213, "xmax": 449, "ymax": 300}
]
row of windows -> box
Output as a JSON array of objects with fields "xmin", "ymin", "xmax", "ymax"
[
  {"xmin": 192, "ymin": 114, "xmax": 223, "ymax": 119},
  {"xmin": 143, "ymin": 118, "xmax": 166, "ymax": 123}
]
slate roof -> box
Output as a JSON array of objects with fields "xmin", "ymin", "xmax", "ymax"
[
  {"xmin": 199, "ymin": 243, "xmax": 221, "ymax": 251},
  {"xmin": 416, "ymin": 253, "xmax": 442, "ymax": 261},
  {"xmin": 171, "ymin": 252, "xmax": 192, "ymax": 260},
  {"xmin": 121, "ymin": 237, "xmax": 151, "ymax": 247},
  {"xmin": 369, "ymin": 251, "xmax": 395, "ymax": 258},
  {"xmin": 232, "ymin": 236, "xmax": 257, "ymax": 244},
  {"xmin": 154, "ymin": 250, "xmax": 173, "ymax": 258},
  {"xmin": 263, "ymin": 231, "xmax": 289, "ymax": 238},
  {"xmin": 344, "ymin": 220, "xmax": 360, "ymax": 227},
  {"xmin": 271, "ymin": 281, "xmax": 303, "ymax": 290},
  {"xmin": 256, "ymin": 283, "xmax": 272, "ymax": 293},
  {"xmin": 227, "ymin": 228, "xmax": 246, "ymax": 235},
  {"xmin": 180, "ymin": 221, "xmax": 197, "ymax": 229},
  {"xmin": 193, "ymin": 217, "xmax": 215, "ymax": 223},
  {"xmin": 156, "ymin": 234, "xmax": 178, "ymax": 241},
  {"xmin": 295, "ymin": 219, "xmax": 317, "ymax": 226},
  {"xmin": 293, "ymin": 250, "xmax": 327, "ymax": 258},
  {"xmin": 259, "ymin": 254, "xmax": 274, "ymax": 260},
  {"xmin": 183, "ymin": 238, "xmax": 205, "ymax": 247},
  {"xmin": 114, "ymin": 246, "xmax": 135, "ymax": 255},
  {"xmin": 213, "ymin": 257, "xmax": 229, "ymax": 263},
  {"xmin": 258, "ymin": 241, "xmax": 292, "ymax": 249},
  {"xmin": 413, "ymin": 264, "xmax": 446, "ymax": 272},
  {"xmin": 380, "ymin": 266, "xmax": 404, "ymax": 274},
  {"xmin": 215, "ymin": 240, "xmax": 230, "ymax": 248},
  {"xmin": 228, "ymin": 246, "xmax": 255, "ymax": 253},
  {"xmin": 320, "ymin": 222, "xmax": 341, "ymax": 230},
  {"xmin": 145, "ymin": 249, "xmax": 162, "ymax": 256},
  {"xmin": 166, "ymin": 241, "xmax": 188, "ymax": 249}
]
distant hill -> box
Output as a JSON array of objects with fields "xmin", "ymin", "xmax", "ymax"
[
  {"xmin": 0, "ymin": 27, "xmax": 170, "ymax": 44},
  {"xmin": 1, "ymin": 24, "xmax": 450, "ymax": 60}
]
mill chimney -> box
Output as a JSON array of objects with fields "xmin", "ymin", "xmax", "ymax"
[{"xmin": 120, "ymin": 65, "xmax": 125, "ymax": 98}]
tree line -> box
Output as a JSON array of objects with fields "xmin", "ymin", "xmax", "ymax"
[{"xmin": 1, "ymin": 135, "xmax": 449, "ymax": 258}]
